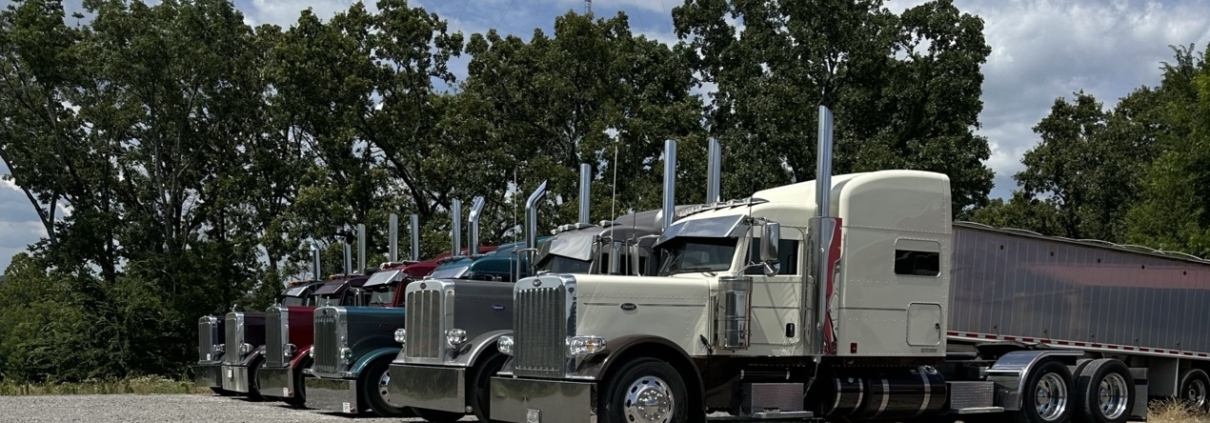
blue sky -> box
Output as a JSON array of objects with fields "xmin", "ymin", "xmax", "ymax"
[{"xmin": 2, "ymin": 0, "xmax": 1210, "ymax": 270}]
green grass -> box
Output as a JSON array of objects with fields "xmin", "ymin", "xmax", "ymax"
[{"xmin": 0, "ymin": 376, "xmax": 211, "ymax": 396}]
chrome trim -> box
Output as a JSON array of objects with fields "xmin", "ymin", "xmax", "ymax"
[
  {"xmin": 223, "ymin": 312, "xmax": 245, "ymax": 365},
  {"xmin": 512, "ymin": 274, "xmax": 578, "ymax": 378},
  {"xmin": 312, "ymin": 306, "xmax": 348, "ymax": 377}
]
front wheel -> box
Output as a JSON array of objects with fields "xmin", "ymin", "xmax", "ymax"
[
  {"xmin": 245, "ymin": 358, "xmax": 265, "ymax": 402},
  {"xmin": 599, "ymin": 358, "xmax": 689, "ymax": 423},
  {"xmin": 360, "ymin": 358, "xmax": 412, "ymax": 417},
  {"xmin": 470, "ymin": 352, "xmax": 510, "ymax": 422},
  {"xmin": 284, "ymin": 360, "xmax": 309, "ymax": 408}
]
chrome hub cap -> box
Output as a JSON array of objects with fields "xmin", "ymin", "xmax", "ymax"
[
  {"xmin": 1034, "ymin": 373, "xmax": 1068, "ymax": 421},
  {"xmin": 1187, "ymin": 379, "xmax": 1207, "ymax": 408},
  {"xmin": 625, "ymin": 376, "xmax": 674, "ymax": 423},
  {"xmin": 378, "ymin": 370, "xmax": 391, "ymax": 400},
  {"xmin": 1099, "ymin": 373, "xmax": 1129, "ymax": 419}
]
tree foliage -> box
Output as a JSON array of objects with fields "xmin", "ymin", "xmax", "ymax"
[{"xmin": 0, "ymin": 0, "xmax": 1001, "ymax": 382}]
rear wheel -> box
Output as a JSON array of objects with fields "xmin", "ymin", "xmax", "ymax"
[
  {"xmin": 1008, "ymin": 359, "xmax": 1072, "ymax": 423},
  {"xmin": 1178, "ymin": 368, "xmax": 1210, "ymax": 413},
  {"xmin": 599, "ymin": 358, "xmax": 689, "ymax": 423},
  {"xmin": 361, "ymin": 358, "xmax": 412, "ymax": 417},
  {"xmin": 1073, "ymin": 359, "xmax": 1133, "ymax": 423},
  {"xmin": 470, "ymin": 352, "xmax": 509, "ymax": 422}
]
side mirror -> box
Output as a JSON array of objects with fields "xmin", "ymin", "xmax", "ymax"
[
  {"xmin": 761, "ymin": 222, "xmax": 780, "ymax": 262},
  {"xmin": 349, "ymin": 288, "xmax": 365, "ymax": 307}
]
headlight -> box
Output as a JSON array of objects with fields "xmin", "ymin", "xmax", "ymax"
[
  {"xmin": 446, "ymin": 328, "xmax": 468, "ymax": 348},
  {"xmin": 394, "ymin": 329, "xmax": 407, "ymax": 344},
  {"xmin": 498, "ymin": 335, "xmax": 514, "ymax": 356},
  {"xmin": 284, "ymin": 343, "xmax": 297, "ymax": 359},
  {"xmin": 566, "ymin": 336, "xmax": 606, "ymax": 357},
  {"xmin": 213, "ymin": 344, "xmax": 225, "ymax": 354},
  {"xmin": 340, "ymin": 347, "xmax": 354, "ymax": 363},
  {"xmin": 240, "ymin": 343, "xmax": 253, "ymax": 355}
]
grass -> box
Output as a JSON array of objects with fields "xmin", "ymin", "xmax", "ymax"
[
  {"xmin": 1149, "ymin": 399, "xmax": 1210, "ymax": 423},
  {"xmin": 0, "ymin": 376, "xmax": 211, "ymax": 396}
]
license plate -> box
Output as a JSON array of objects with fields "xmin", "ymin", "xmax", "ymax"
[
  {"xmin": 342, "ymin": 402, "xmax": 353, "ymax": 413},
  {"xmin": 282, "ymin": 387, "xmax": 289, "ymax": 397},
  {"xmin": 527, "ymin": 409, "xmax": 541, "ymax": 423}
]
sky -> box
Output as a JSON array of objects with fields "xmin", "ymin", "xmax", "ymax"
[{"xmin": 1, "ymin": 0, "xmax": 1209, "ymax": 270}]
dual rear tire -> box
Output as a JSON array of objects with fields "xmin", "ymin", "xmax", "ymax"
[{"xmin": 1012, "ymin": 358, "xmax": 1133, "ymax": 423}]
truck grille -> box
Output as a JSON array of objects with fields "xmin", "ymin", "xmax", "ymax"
[
  {"xmin": 264, "ymin": 306, "xmax": 286, "ymax": 368},
  {"xmin": 405, "ymin": 289, "xmax": 443, "ymax": 359},
  {"xmin": 312, "ymin": 308, "xmax": 342, "ymax": 375},
  {"xmin": 513, "ymin": 285, "xmax": 568, "ymax": 376},
  {"xmin": 223, "ymin": 313, "xmax": 243, "ymax": 365},
  {"xmin": 197, "ymin": 316, "xmax": 218, "ymax": 362}
]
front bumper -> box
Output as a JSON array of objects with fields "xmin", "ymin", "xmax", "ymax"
[
  {"xmin": 258, "ymin": 366, "xmax": 296, "ymax": 399},
  {"xmin": 489, "ymin": 376, "xmax": 597, "ymax": 423},
  {"xmin": 220, "ymin": 365, "xmax": 252, "ymax": 393},
  {"xmin": 305, "ymin": 377, "xmax": 362, "ymax": 415},
  {"xmin": 191, "ymin": 363, "xmax": 222, "ymax": 389},
  {"xmin": 388, "ymin": 363, "xmax": 467, "ymax": 414}
]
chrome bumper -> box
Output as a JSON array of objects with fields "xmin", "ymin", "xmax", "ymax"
[
  {"xmin": 258, "ymin": 366, "xmax": 296, "ymax": 399},
  {"xmin": 220, "ymin": 365, "xmax": 251, "ymax": 393},
  {"xmin": 387, "ymin": 364, "xmax": 467, "ymax": 414},
  {"xmin": 191, "ymin": 363, "xmax": 222, "ymax": 389},
  {"xmin": 489, "ymin": 376, "xmax": 596, "ymax": 423},
  {"xmin": 305, "ymin": 377, "xmax": 361, "ymax": 415}
]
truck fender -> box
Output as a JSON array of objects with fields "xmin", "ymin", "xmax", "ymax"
[
  {"xmin": 579, "ymin": 335, "xmax": 704, "ymax": 407},
  {"xmin": 241, "ymin": 346, "xmax": 266, "ymax": 367},
  {"xmin": 288, "ymin": 345, "xmax": 313, "ymax": 369},
  {"xmin": 986, "ymin": 349, "xmax": 1083, "ymax": 411},
  {"xmin": 459, "ymin": 329, "xmax": 513, "ymax": 366},
  {"xmin": 351, "ymin": 347, "xmax": 402, "ymax": 376}
]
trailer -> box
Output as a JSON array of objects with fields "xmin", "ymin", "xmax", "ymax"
[{"xmin": 486, "ymin": 106, "xmax": 1210, "ymax": 423}]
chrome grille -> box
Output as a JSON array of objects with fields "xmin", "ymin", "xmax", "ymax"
[
  {"xmin": 264, "ymin": 307, "xmax": 286, "ymax": 368},
  {"xmin": 312, "ymin": 308, "xmax": 341, "ymax": 375},
  {"xmin": 405, "ymin": 288, "xmax": 443, "ymax": 359},
  {"xmin": 513, "ymin": 285, "xmax": 567, "ymax": 376},
  {"xmin": 197, "ymin": 316, "xmax": 218, "ymax": 362},
  {"xmin": 223, "ymin": 313, "xmax": 243, "ymax": 365}
]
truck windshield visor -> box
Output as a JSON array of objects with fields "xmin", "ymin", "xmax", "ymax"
[
  {"xmin": 655, "ymin": 215, "xmax": 747, "ymax": 247},
  {"xmin": 658, "ymin": 237, "xmax": 737, "ymax": 276}
]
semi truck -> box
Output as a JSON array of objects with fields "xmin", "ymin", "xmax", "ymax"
[
  {"xmin": 488, "ymin": 106, "xmax": 1210, "ymax": 423},
  {"xmin": 258, "ymin": 215, "xmax": 430, "ymax": 407},
  {"xmin": 387, "ymin": 141, "xmax": 718, "ymax": 422},
  {"xmin": 303, "ymin": 198, "xmax": 502, "ymax": 417}
]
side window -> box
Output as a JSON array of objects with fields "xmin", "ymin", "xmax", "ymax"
[
  {"xmin": 894, "ymin": 239, "xmax": 941, "ymax": 276},
  {"xmin": 745, "ymin": 238, "xmax": 800, "ymax": 275}
]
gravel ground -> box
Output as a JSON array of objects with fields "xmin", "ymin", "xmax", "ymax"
[{"xmin": 0, "ymin": 394, "xmax": 463, "ymax": 422}]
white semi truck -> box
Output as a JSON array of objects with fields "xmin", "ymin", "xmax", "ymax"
[{"xmin": 487, "ymin": 106, "xmax": 1210, "ymax": 423}]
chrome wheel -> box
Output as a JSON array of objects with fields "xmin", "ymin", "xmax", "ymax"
[
  {"xmin": 378, "ymin": 369, "xmax": 391, "ymax": 401},
  {"xmin": 1099, "ymin": 373, "xmax": 1129, "ymax": 420},
  {"xmin": 1186, "ymin": 378, "xmax": 1207, "ymax": 409},
  {"xmin": 624, "ymin": 376, "xmax": 675, "ymax": 423},
  {"xmin": 1035, "ymin": 372, "xmax": 1069, "ymax": 421}
]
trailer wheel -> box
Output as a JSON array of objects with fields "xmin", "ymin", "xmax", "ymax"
[
  {"xmin": 1073, "ymin": 359, "xmax": 1133, "ymax": 423},
  {"xmin": 600, "ymin": 358, "xmax": 689, "ymax": 423},
  {"xmin": 1009, "ymin": 359, "xmax": 1072, "ymax": 423},
  {"xmin": 360, "ymin": 358, "xmax": 410, "ymax": 417},
  {"xmin": 1178, "ymin": 368, "xmax": 1210, "ymax": 412},
  {"xmin": 470, "ymin": 352, "xmax": 509, "ymax": 423}
]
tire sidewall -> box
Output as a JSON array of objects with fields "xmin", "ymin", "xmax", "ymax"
[
  {"xmin": 1075, "ymin": 359, "xmax": 1133, "ymax": 423},
  {"xmin": 471, "ymin": 352, "xmax": 510, "ymax": 423},
  {"xmin": 601, "ymin": 358, "xmax": 689, "ymax": 423},
  {"xmin": 1014, "ymin": 360, "xmax": 1074, "ymax": 423},
  {"xmin": 1178, "ymin": 368, "xmax": 1210, "ymax": 412},
  {"xmin": 360, "ymin": 358, "xmax": 405, "ymax": 417}
]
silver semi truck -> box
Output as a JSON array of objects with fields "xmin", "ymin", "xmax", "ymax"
[{"xmin": 487, "ymin": 106, "xmax": 1210, "ymax": 423}]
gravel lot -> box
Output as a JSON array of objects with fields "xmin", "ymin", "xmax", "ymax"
[{"xmin": 0, "ymin": 394, "xmax": 467, "ymax": 422}]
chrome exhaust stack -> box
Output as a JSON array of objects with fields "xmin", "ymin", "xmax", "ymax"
[
  {"xmin": 662, "ymin": 139, "xmax": 677, "ymax": 230},
  {"xmin": 707, "ymin": 138, "xmax": 721, "ymax": 203},
  {"xmin": 522, "ymin": 181, "xmax": 549, "ymax": 279},
  {"xmin": 579, "ymin": 163, "xmax": 592, "ymax": 225},
  {"xmin": 410, "ymin": 214, "xmax": 420, "ymax": 262},
  {"xmin": 357, "ymin": 223, "xmax": 366, "ymax": 272},
  {"xmin": 468, "ymin": 196, "xmax": 485, "ymax": 257},
  {"xmin": 811, "ymin": 105, "xmax": 840, "ymax": 357},
  {"xmin": 311, "ymin": 242, "xmax": 321, "ymax": 281},
  {"xmin": 451, "ymin": 199, "xmax": 462, "ymax": 257},
  {"xmin": 389, "ymin": 213, "xmax": 398, "ymax": 263}
]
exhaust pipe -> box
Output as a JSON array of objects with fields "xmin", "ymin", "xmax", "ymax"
[
  {"xmin": 524, "ymin": 181, "xmax": 549, "ymax": 278},
  {"xmin": 410, "ymin": 214, "xmax": 420, "ymax": 261},
  {"xmin": 357, "ymin": 224, "xmax": 366, "ymax": 272},
  {"xmin": 311, "ymin": 242, "xmax": 321, "ymax": 281},
  {"xmin": 452, "ymin": 199, "xmax": 462, "ymax": 257},
  {"xmin": 812, "ymin": 105, "xmax": 839, "ymax": 357},
  {"xmin": 579, "ymin": 164, "xmax": 591, "ymax": 224},
  {"xmin": 389, "ymin": 213, "xmax": 398, "ymax": 263},
  {"xmin": 343, "ymin": 235, "xmax": 352, "ymax": 276},
  {"xmin": 662, "ymin": 139, "xmax": 677, "ymax": 230},
  {"xmin": 707, "ymin": 138, "xmax": 721, "ymax": 203},
  {"xmin": 468, "ymin": 196, "xmax": 485, "ymax": 257}
]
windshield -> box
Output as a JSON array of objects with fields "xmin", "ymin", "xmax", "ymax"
[
  {"xmin": 537, "ymin": 255, "xmax": 592, "ymax": 274},
  {"xmin": 658, "ymin": 237, "xmax": 737, "ymax": 276},
  {"xmin": 281, "ymin": 296, "xmax": 310, "ymax": 307},
  {"xmin": 366, "ymin": 284, "xmax": 397, "ymax": 307}
]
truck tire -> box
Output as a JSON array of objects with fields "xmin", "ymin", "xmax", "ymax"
[
  {"xmin": 360, "ymin": 358, "xmax": 411, "ymax": 417},
  {"xmin": 470, "ymin": 352, "xmax": 509, "ymax": 423},
  {"xmin": 284, "ymin": 359, "xmax": 310, "ymax": 408},
  {"xmin": 246, "ymin": 357, "xmax": 265, "ymax": 402},
  {"xmin": 210, "ymin": 387, "xmax": 235, "ymax": 396},
  {"xmin": 1073, "ymin": 359, "xmax": 1133, "ymax": 423},
  {"xmin": 1178, "ymin": 368, "xmax": 1210, "ymax": 413},
  {"xmin": 599, "ymin": 358, "xmax": 689, "ymax": 423},
  {"xmin": 413, "ymin": 409, "xmax": 462, "ymax": 423},
  {"xmin": 1009, "ymin": 359, "xmax": 1072, "ymax": 423}
]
